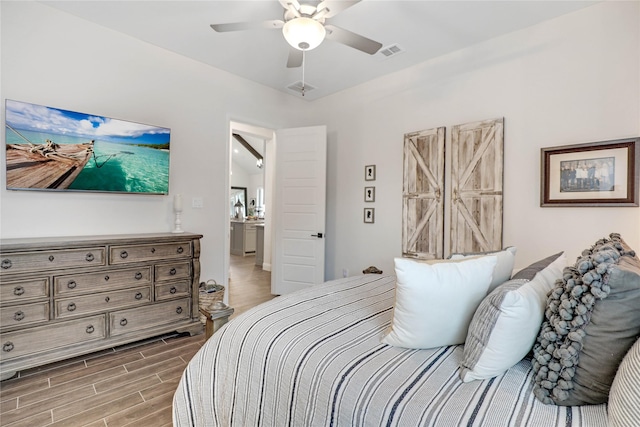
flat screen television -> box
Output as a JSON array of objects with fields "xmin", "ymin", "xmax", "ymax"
[{"xmin": 5, "ymin": 99, "xmax": 170, "ymax": 194}]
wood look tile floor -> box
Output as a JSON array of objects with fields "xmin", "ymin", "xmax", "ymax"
[{"xmin": 0, "ymin": 254, "xmax": 275, "ymax": 427}]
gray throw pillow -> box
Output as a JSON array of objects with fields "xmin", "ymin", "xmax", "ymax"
[
  {"xmin": 512, "ymin": 252, "xmax": 565, "ymax": 281},
  {"xmin": 532, "ymin": 233, "xmax": 640, "ymax": 406}
]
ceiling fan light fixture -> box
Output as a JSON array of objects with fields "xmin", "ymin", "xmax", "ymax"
[{"xmin": 282, "ymin": 17, "xmax": 325, "ymax": 51}]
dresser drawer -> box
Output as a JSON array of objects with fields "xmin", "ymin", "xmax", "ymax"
[
  {"xmin": 54, "ymin": 267, "xmax": 151, "ymax": 296},
  {"xmin": 109, "ymin": 242, "xmax": 192, "ymax": 265},
  {"xmin": 0, "ymin": 315, "xmax": 105, "ymax": 361},
  {"xmin": 154, "ymin": 261, "xmax": 190, "ymax": 282},
  {"xmin": 110, "ymin": 298, "xmax": 190, "ymax": 336},
  {"xmin": 0, "ymin": 302, "xmax": 49, "ymax": 330},
  {"xmin": 56, "ymin": 286, "xmax": 151, "ymax": 318},
  {"xmin": 0, "ymin": 278, "xmax": 49, "ymax": 304},
  {"xmin": 155, "ymin": 281, "xmax": 190, "ymax": 301},
  {"xmin": 0, "ymin": 247, "xmax": 105, "ymax": 273}
]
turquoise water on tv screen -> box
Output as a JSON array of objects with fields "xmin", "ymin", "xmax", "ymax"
[{"xmin": 6, "ymin": 129, "xmax": 169, "ymax": 194}]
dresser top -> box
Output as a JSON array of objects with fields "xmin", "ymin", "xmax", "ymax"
[{"xmin": 1, "ymin": 232, "xmax": 203, "ymax": 251}]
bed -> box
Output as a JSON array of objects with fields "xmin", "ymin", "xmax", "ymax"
[{"xmin": 173, "ymin": 273, "xmax": 609, "ymax": 426}]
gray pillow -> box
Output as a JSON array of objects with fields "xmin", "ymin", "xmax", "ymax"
[
  {"xmin": 512, "ymin": 252, "xmax": 564, "ymax": 281},
  {"xmin": 532, "ymin": 233, "xmax": 640, "ymax": 405}
]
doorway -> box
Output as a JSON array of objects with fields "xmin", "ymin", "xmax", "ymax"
[{"xmin": 227, "ymin": 121, "xmax": 275, "ymax": 299}]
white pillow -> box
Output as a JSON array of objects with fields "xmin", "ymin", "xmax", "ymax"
[
  {"xmin": 609, "ymin": 337, "xmax": 640, "ymax": 427},
  {"xmin": 450, "ymin": 247, "xmax": 517, "ymax": 293},
  {"xmin": 381, "ymin": 256, "xmax": 497, "ymax": 350},
  {"xmin": 459, "ymin": 252, "xmax": 566, "ymax": 382}
]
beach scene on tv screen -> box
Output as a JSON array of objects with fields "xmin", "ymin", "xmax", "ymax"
[{"xmin": 5, "ymin": 99, "xmax": 170, "ymax": 194}]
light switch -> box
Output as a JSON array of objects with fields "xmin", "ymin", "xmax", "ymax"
[{"xmin": 192, "ymin": 197, "xmax": 203, "ymax": 208}]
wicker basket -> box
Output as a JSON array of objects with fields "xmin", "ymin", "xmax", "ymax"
[{"xmin": 198, "ymin": 280, "xmax": 225, "ymax": 324}]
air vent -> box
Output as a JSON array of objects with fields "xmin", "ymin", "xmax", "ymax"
[
  {"xmin": 286, "ymin": 81, "xmax": 317, "ymax": 95},
  {"xmin": 378, "ymin": 44, "xmax": 405, "ymax": 59}
]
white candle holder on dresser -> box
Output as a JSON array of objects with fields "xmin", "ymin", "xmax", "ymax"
[{"xmin": 173, "ymin": 193, "xmax": 184, "ymax": 233}]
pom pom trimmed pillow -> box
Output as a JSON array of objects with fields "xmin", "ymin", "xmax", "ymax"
[{"xmin": 532, "ymin": 233, "xmax": 640, "ymax": 406}]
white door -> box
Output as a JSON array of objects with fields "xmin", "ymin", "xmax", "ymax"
[{"xmin": 272, "ymin": 125, "xmax": 327, "ymax": 295}]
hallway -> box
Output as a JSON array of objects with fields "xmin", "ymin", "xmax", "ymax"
[{"xmin": 227, "ymin": 254, "xmax": 276, "ymax": 318}]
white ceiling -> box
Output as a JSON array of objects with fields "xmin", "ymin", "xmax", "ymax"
[
  {"xmin": 41, "ymin": 0, "xmax": 597, "ymax": 102},
  {"xmin": 232, "ymin": 134, "xmax": 266, "ymax": 176}
]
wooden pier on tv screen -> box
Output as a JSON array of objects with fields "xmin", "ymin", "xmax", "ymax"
[{"xmin": 6, "ymin": 141, "xmax": 93, "ymax": 190}]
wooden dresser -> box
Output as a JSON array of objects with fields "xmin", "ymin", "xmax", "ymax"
[{"xmin": 0, "ymin": 232, "xmax": 203, "ymax": 380}]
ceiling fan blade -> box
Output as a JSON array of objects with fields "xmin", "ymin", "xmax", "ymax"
[
  {"xmin": 210, "ymin": 20, "xmax": 284, "ymax": 32},
  {"xmin": 317, "ymin": 0, "xmax": 361, "ymax": 18},
  {"xmin": 286, "ymin": 48, "xmax": 303, "ymax": 68},
  {"xmin": 324, "ymin": 24, "xmax": 382, "ymax": 55}
]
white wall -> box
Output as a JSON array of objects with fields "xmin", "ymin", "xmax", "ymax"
[
  {"xmin": 0, "ymin": 1, "xmax": 309, "ymax": 287},
  {"xmin": 2, "ymin": 1, "xmax": 639, "ymax": 287},
  {"xmin": 229, "ymin": 163, "xmax": 263, "ymax": 216},
  {"xmin": 310, "ymin": 1, "xmax": 640, "ymax": 278},
  {"xmin": 230, "ymin": 161, "xmax": 250, "ymax": 189}
]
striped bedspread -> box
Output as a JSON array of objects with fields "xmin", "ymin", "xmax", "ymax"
[{"xmin": 173, "ymin": 274, "xmax": 608, "ymax": 426}]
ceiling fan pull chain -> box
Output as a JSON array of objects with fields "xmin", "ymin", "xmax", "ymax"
[{"xmin": 301, "ymin": 49, "xmax": 306, "ymax": 97}]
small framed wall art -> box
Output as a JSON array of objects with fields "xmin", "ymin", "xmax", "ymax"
[
  {"xmin": 365, "ymin": 165, "xmax": 376, "ymax": 181},
  {"xmin": 541, "ymin": 137, "xmax": 639, "ymax": 207},
  {"xmin": 364, "ymin": 208, "xmax": 375, "ymax": 223},
  {"xmin": 364, "ymin": 186, "xmax": 375, "ymax": 202}
]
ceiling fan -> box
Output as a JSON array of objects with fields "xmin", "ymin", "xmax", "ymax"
[{"xmin": 210, "ymin": 0, "xmax": 383, "ymax": 68}]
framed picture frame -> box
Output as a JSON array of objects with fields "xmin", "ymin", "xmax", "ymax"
[
  {"xmin": 364, "ymin": 186, "xmax": 375, "ymax": 202},
  {"xmin": 364, "ymin": 208, "xmax": 375, "ymax": 223},
  {"xmin": 540, "ymin": 137, "xmax": 639, "ymax": 207},
  {"xmin": 365, "ymin": 165, "xmax": 376, "ymax": 181}
]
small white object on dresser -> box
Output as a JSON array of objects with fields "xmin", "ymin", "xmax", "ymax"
[{"xmin": 0, "ymin": 232, "xmax": 203, "ymax": 380}]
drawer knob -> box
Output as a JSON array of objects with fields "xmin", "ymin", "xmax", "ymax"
[
  {"xmin": 105, "ymin": 296, "xmax": 110, "ymax": 303},
  {"xmin": 135, "ymin": 272, "xmax": 142, "ymax": 280},
  {"xmin": 13, "ymin": 311, "xmax": 25, "ymax": 321},
  {"xmin": 1, "ymin": 259, "xmax": 12, "ymax": 270},
  {"xmin": 176, "ymin": 306, "xmax": 183, "ymax": 314},
  {"xmin": 86, "ymin": 325, "xmax": 95, "ymax": 334},
  {"xmin": 85, "ymin": 253, "xmax": 95, "ymax": 262},
  {"xmin": 170, "ymin": 268, "xmax": 177, "ymax": 276},
  {"xmin": 170, "ymin": 286, "xmax": 177, "ymax": 294},
  {"xmin": 3, "ymin": 342, "xmax": 14, "ymax": 352},
  {"xmin": 135, "ymin": 292, "xmax": 143, "ymax": 300},
  {"xmin": 104, "ymin": 275, "xmax": 110, "ymax": 281},
  {"xmin": 67, "ymin": 302, "xmax": 77, "ymax": 312},
  {"xmin": 49, "ymin": 255, "xmax": 55, "ymax": 262},
  {"xmin": 13, "ymin": 286, "xmax": 25, "ymax": 296},
  {"xmin": 67, "ymin": 280, "xmax": 77, "ymax": 289},
  {"xmin": 177, "ymin": 246, "xmax": 184, "ymax": 254},
  {"xmin": 120, "ymin": 250, "xmax": 128, "ymax": 259},
  {"xmin": 120, "ymin": 318, "xmax": 128, "ymax": 326}
]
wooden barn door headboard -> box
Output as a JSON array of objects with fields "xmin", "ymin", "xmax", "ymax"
[
  {"xmin": 402, "ymin": 118, "xmax": 504, "ymax": 259},
  {"xmin": 402, "ymin": 127, "xmax": 445, "ymax": 259},
  {"xmin": 450, "ymin": 117, "xmax": 504, "ymax": 254}
]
